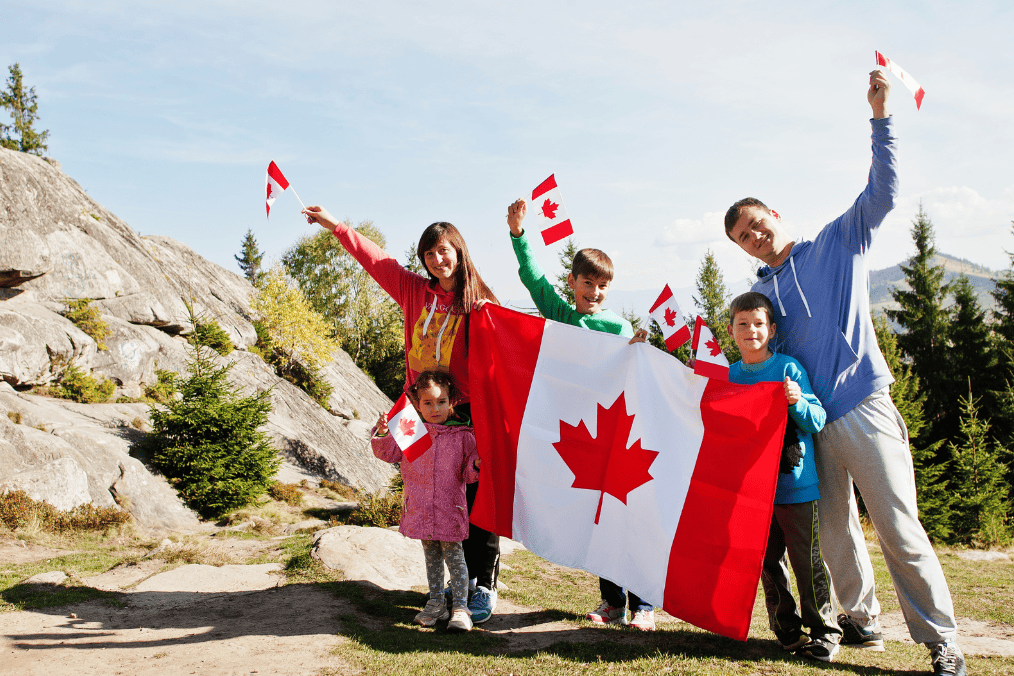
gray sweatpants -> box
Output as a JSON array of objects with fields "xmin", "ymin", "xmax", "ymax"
[{"xmin": 815, "ymin": 387, "xmax": 957, "ymax": 645}]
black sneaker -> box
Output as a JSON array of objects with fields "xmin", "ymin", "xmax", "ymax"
[
  {"xmin": 838, "ymin": 613, "xmax": 885, "ymax": 651},
  {"xmin": 931, "ymin": 642, "xmax": 966, "ymax": 676},
  {"xmin": 798, "ymin": 637, "xmax": 840, "ymax": 663},
  {"xmin": 774, "ymin": 628, "xmax": 809, "ymax": 651}
]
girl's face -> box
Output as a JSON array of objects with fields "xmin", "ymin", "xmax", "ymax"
[
  {"xmin": 423, "ymin": 237, "xmax": 459, "ymax": 290},
  {"xmin": 415, "ymin": 382, "xmax": 452, "ymax": 424}
]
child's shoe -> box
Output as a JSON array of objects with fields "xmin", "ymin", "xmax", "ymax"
[
  {"xmin": 837, "ymin": 613, "xmax": 885, "ymax": 651},
  {"xmin": 930, "ymin": 641, "xmax": 966, "ymax": 676},
  {"xmin": 447, "ymin": 607, "xmax": 473, "ymax": 633},
  {"xmin": 468, "ymin": 586, "xmax": 497, "ymax": 624},
  {"xmin": 629, "ymin": 609, "xmax": 655, "ymax": 631},
  {"xmin": 774, "ymin": 628, "xmax": 810, "ymax": 651},
  {"xmin": 585, "ymin": 600, "xmax": 627, "ymax": 625},
  {"xmin": 798, "ymin": 637, "xmax": 840, "ymax": 663},
  {"xmin": 413, "ymin": 597, "xmax": 449, "ymax": 627}
]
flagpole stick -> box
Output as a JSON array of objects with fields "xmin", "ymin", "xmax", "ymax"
[{"xmin": 289, "ymin": 186, "xmax": 308, "ymax": 211}]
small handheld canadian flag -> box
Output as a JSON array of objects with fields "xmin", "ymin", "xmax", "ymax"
[
  {"xmin": 385, "ymin": 393, "xmax": 433, "ymax": 462},
  {"xmin": 648, "ymin": 284, "xmax": 691, "ymax": 351},
  {"xmin": 691, "ymin": 316, "xmax": 729, "ymax": 381},
  {"xmin": 530, "ymin": 174, "xmax": 574, "ymax": 246},
  {"xmin": 265, "ymin": 161, "xmax": 306, "ymax": 219},
  {"xmin": 875, "ymin": 51, "xmax": 925, "ymax": 110}
]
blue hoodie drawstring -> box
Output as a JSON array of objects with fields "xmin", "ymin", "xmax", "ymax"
[{"xmin": 769, "ymin": 255, "xmax": 812, "ymax": 319}]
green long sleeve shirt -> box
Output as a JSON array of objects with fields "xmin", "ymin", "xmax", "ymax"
[{"xmin": 510, "ymin": 231, "xmax": 633, "ymax": 338}]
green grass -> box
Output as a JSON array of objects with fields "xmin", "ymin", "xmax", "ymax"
[
  {"xmin": 0, "ymin": 551, "xmax": 126, "ymax": 611},
  {"xmin": 320, "ymin": 544, "xmax": 1014, "ymax": 676}
]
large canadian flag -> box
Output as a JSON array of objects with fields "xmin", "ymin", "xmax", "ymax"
[
  {"xmin": 468, "ymin": 305, "xmax": 786, "ymax": 640},
  {"xmin": 529, "ymin": 174, "xmax": 574, "ymax": 246}
]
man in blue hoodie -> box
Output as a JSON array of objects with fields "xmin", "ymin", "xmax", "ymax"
[{"xmin": 723, "ymin": 71, "xmax": 964, "ymax": 676}]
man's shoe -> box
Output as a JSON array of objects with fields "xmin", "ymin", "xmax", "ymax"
[
  {"xmin": 447, "ymin": 607, "xmax": 473, "ymax": 632},
  {"xmin": 468, "ymin": 585, "xmax": 497, "ymax": 624},
  {"xmin": 585, "ymin": 600, "xmax": 627, "ymax": 625},
  {"xmin": 931, "ymin": 642, "xmax": 967, "ymax": 676},
  {"xmin": 838, "ymin": 613, "xmax": 885, "ymax": 651},
  {"xmin": 798, "ymin": 637, "xmax": 840, "ymax": 663},
  {"xmin": 629, "ymin": 609, "xmax": 656, "ymax": 631},
  {"xmin": 774, "ymin": 628, "xmax": 810, "ymax": 651},
  {"xmin": 413, "ymin": 597, "xmax": 449, "ymax": 627}
]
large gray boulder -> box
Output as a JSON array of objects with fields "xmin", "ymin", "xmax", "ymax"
[{"xmin": 0, "ymin": 146, "xmax": 398, "ymax": 528}]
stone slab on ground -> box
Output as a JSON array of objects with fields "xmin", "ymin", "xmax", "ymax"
[
  {"xmin": 129, "ymin": 563, "xmax": 284, "ymax": 609},
  {"xmin": 0, "ymin": 585, "xmax": 346, "ymax": 676},
  {"xmin": 312, "ymin": 525, "xmax": 427, "ymax": 591},
  {"xmin": 80, "ymin": 560, "xmax": 166, "ymax": 591}
]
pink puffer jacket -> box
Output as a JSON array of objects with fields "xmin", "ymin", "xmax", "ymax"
[{"xmin": 371, "ymin": 422, "xmax": 480, "ymax": 542}]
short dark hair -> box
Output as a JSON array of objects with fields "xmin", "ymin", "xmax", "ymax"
[
  {"xmin": 729, "ymin": 291, "xmax": 776, "ymax": 326},
  {"xmin": 724, "ymin": 197, "xmax": 771, "ymax": 242},
  {"xmin": 572, "ymin": 248, "xmax": 614, "ymax": 281}
]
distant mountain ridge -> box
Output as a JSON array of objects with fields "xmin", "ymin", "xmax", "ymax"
[{"xmin": 870, "ymin": 252, "xmax": 1000, "ymax": 317}]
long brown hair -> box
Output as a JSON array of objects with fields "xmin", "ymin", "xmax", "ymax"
[{"xmin": 417, "ymin": 222, "xmax": 498, "ymax": 314}]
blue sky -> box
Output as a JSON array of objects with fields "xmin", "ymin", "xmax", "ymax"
[{"xmin": 4, "ymin": 1, "xmax": 1013, "ymax": 314}]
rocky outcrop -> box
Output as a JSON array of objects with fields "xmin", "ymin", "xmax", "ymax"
[{"xmin": 0, "ymin": 147, "xmax": 397, "ymax": 529}]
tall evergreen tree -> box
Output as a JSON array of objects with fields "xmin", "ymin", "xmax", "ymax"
[
  {"xmin": 874, "ymin": 315, "xmax": 952, "ymax": 541},
  {"xmin": 0, "ymin": 63, "xmax": 49, "ymax": 155},
  {"xmin": 693, "ymin": 249, "xmax": 738, "ymax": 362},
  {"xmin": 947, "ymin": 387, "xmax": 1012, "ymax": 546},
  {"xmin": 235, "ymin": 228, "xmax": 265, "ymax": 285},
  {"xmin": 553, "ymin": 237, "xmax": 580, "ymax": 306},
  {"xmin": 945, "ymin": 275, "xmax": 998, "ymax": 442},
  {"xmin": 990, "ymin": 221, "xmax": 1014, "ymax": 454},
  {"xmin": 886, "ymin": 205, "xmax": 950, "ymax": 436}
]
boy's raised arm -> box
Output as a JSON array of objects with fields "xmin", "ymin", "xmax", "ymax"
[{"xmin": 506, "ymin": 199, "xmax": 574, "ymax": 321}]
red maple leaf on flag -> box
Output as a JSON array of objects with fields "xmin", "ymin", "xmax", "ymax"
[
  {"xmin": 552, "ymin": 393, "xmax": 659, "ymax": 524},
  {"xmin": 266, "ymin": 183, "xmax": 273, "ymax": 200},
  {"xmin": 398, "ymin": 417, "xmax": 417, "ymax": 437},
  {"xmin": 541, "ymin": 198, "xmax": 559, "ymax": 220},
  {"xmin": 705, "ymin": 336, "xmax": 722, "ymax": 357},
  {"xmin": 664, "ymin": 307, "xmax": 678, "ymax": 327}
]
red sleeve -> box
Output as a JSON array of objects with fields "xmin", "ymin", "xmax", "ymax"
[{"xmin": 330, "ymin": 223, "xmax": 425, "ymax": 307}]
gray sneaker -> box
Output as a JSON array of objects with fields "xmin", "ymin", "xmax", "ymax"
[
  {"xmin": 838, "ymin": 613, "xmax": 885, "ymax": 651},
  {"xmin": 931, "ymin": 642, "xmax": 966, "ymax": 676},
  {"xmin": 413, "ymin": 597, "xmax": 449, "ymax": 627},
  {"xmin": 798, "ymin": 637, "xmax": 840, "ymax": 663},
  {"xmin": 447, "ymin": 607, "xmax": 473, "ymax": 632}
]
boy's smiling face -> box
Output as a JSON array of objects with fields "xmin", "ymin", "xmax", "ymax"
[
  {"xmin": 567, "ymin": 273, "xmax": 611, "ymax": 315},
  {"xmin": 728, "ymin": 307, "xmax": 775, "ymax": 364}
]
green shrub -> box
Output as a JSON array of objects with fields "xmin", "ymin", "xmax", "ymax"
[
  {"xmin": 268, "ymin": 481, "xmax": 304, "ymax": 506},
  {"xmin": 187, "ymin": 319, "xmax": 234, "ymax": 356},
  {"xmin": 278, "ymin": 357, "xmax": 333, "ymax": 409},
  {"xmin": 0, "ymin": 490, "xmax": 131, "ymax": 533},
  {"xmin": 144, "ymin": 368, "xmax": 178, "ymax": 405},
  {"xmin": 319, "ymin": 478, "xmax": 359, "ymax": 501},
  {"xmin": 344, "ymin": 491, "xmax": 402, "ymax": 528},
  {"xmin": 62, "ymin": 298, "xmax": 111, "ymax": 350},
  {"xmin": 54, "ymin": 362, "xmax": 115, "ymax": 403},
  {"xmin": 148, "ymin": 316, "xmax": 280, "ymax": 519}
]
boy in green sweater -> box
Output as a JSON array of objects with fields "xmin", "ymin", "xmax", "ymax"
[{"xmin": 505, "ymin": 198, "xmax": 654, "ymax": 630}]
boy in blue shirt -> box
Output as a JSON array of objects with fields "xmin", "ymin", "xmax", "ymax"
[{"xmin": 727, "ymin": 291, "xmax": 842, "ymax": 662}]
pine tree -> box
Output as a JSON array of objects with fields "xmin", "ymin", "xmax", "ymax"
[
  {"xmin": 234, "ymin": 228, "xmax": 265, "ymax": 285},
  {"xmin": 945, "ymin": 275, "xmax": 998, "ymax": 442},
  {"xmin": 693, "ymin": 249, "xmax": 739, "ymax": 362},
  {"xmin": 990, "ymin": 221, "xmax": 1014, "ymax": 455},
  {"xmin": 404, "ymin": 241, "xmax": 426, "ymax": 275},
  {"xmin": 874, "ymin": 315, "xmax": 952, "ymax": 541},
  {"xmin": 553, "ymin": 238, "xmax": 580, "ymax": 306},
  {"xmin": 0, "ymin": 63, "xmax": 49, "ymax": 155},
  {"xmin": 947, "ymin": 386, "xmax": 1012, "ymax": 546},
  {"xmin": 886, "ymin": 205, "xmax": 950, "ymax": 437},
  {"xmin": 148, "ymin": 306, "xmax": 280, "ymax": 518}
]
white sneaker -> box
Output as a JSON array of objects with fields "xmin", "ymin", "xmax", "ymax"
[
  {"xmin": 586, "ymin": 600, "xmax": 627, "ymax": 625},
  {"xmin": 447, "ymin": 607, "xmax": 473, "ymax": 632},
  {"xmin": 629, "ymin": 609, "xmax": 655, "ymax": 631}
]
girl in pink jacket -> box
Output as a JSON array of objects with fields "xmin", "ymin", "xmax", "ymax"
[{"xmin": 372, "ymin": 371, "xmax": 480, "ymax": 632}]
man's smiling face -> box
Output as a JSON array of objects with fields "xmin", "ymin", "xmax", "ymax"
[{"xmin": 728, "ymin": 205, "xmax": 792, "ymax": 266}]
